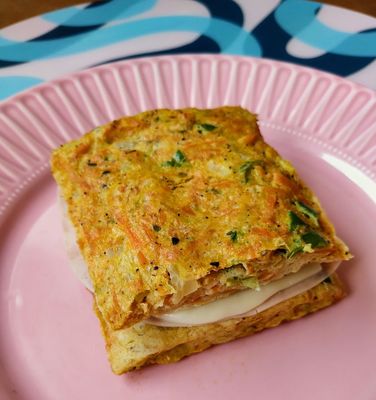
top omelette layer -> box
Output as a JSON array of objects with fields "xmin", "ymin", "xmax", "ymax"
[{"xmin": 51, "ymin": 107, "xmax": 350, "ymax": 329}]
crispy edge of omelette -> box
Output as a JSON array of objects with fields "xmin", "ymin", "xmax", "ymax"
[
  {"xmin": 95, "ymin": 273, "xmax": 346, "ymax": 374},
  {"xmin": 51, "ymin": 107, "xmax": 351, "ymax": 330}
]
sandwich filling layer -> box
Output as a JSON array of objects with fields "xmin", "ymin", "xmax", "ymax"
[
  {"xmin": 62, "ymin": 199, "xmax": 340, "ymax": 327},
  {"xmin": 148, "ymin": 261, "xmax": 339, "ymax": 327}
]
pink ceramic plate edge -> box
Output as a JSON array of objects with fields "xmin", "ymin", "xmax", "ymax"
[
  {"xmin": 0, "ymin": 54, "xmax": 375, "ymax": 221},
  {"xmin": 0, "ymin": 54, "xmax": 375, "ymax": 400}
]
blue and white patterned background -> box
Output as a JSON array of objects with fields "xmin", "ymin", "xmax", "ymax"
[{"xmin": 0, "ymin": 0, "xmax": 375, "ymax": 100}]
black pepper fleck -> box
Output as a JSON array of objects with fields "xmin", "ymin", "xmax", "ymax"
[
  {"xmin": 210, "ymin": 261, "xmax": 220, "ymax": 267},
  {"xmin": 102, "ymin": 170, "xmax": 111, "ymax": 175},
  {"xmin": 171, "ymin": 237, "xmax": 180, "ymax": 245},
  {"xmin": 152, "ymin": 224, "xmax": 161, "ymax": 232}
]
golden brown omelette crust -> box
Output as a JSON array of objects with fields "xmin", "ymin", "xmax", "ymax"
[
  {"xmin": 96, "ymin": 274, "xmax": 346, "ymax": 374},
  {"xmin": 51, "ymin": 107, "xmax": 350, "ymax": 330}
]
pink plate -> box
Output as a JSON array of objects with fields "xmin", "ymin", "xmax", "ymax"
[{"xmin": 0, "ymin": 55, "xmax": 375, "ymax": 400}]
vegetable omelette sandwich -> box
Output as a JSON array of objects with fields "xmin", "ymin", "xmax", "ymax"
[{"xmin": 51, "ymin": 106, "xmax": 351, "ymax": 374}]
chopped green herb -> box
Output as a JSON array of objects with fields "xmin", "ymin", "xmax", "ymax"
[
  {"xmin": 198, "ymin": 123, "xmax": 216, "ymax": 131},
  {"xmin": 225, "ymin": 277, "xmax": 238, "ymax": 286},
  {"xmin": 163, "ymin": 159, "xmax": 177, "ymax": 167},
  {"xmin": 174, "ymin": 150, "xmax": 186, "ymax": 163},
  {"xmin": 241, "ymin": 277, "xmax": 260, "ymax": 290},
  {"xmin": 239, "ymin": 160, "xmax": 263, "ymax": 183},
  {"xmin": 226, "ymin": 230, "xmax": 238, "ymax": 242},
  {"xmin": 302, "ymin": 231, "xmax": 327, "ymax": 248},
  {"xmin": 225, "ymin": 276, "xmax": 259, "ymax": 289},
  {"xmin": 162, "ymin": 150, "xmax": 187, "ymax": 167},
  {"xmin": 152, "ymin": 224, "xmax": 161, "ymax": 232},
  {"xmin": 295, "ymin": 201, "xmax": 319, "ymax": 227},
  {"xmin": 287, "ymin": 245, "xmax": 303, "ymax": 259},
  {"xmin": 288, "ymin": 211, "xmax": 306, "ymax": 232}
]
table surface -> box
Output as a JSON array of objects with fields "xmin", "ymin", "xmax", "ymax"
[{"xmin": 0, "ymin": 0, "xmax": 375, "ymax": 28}]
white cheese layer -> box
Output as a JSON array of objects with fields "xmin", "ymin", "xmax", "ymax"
[
  {"xmin": 60, "ymin": 197, "xmax": 340, "ymax": 328},
  {"xmin": 60, "ymin": 197, "xmax": 94, "ymax": 291},
  {"xmin": 147, "ymin": 261, "xmax": 340, "ymax": 327}
]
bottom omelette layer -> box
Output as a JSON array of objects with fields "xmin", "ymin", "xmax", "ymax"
[{"xmin": 95, "ymin": 274, "xmax": 346, "ymax": 374}]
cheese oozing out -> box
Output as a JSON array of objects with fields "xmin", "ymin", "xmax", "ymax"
[{"xmin": 60, "ymin": 198, "xmax": 340, "ymax": 328}]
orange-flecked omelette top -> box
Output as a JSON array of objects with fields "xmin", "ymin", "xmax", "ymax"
[{"xmin": 51, "ymin": 107, "xmax": 350, "ymax": 329}]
